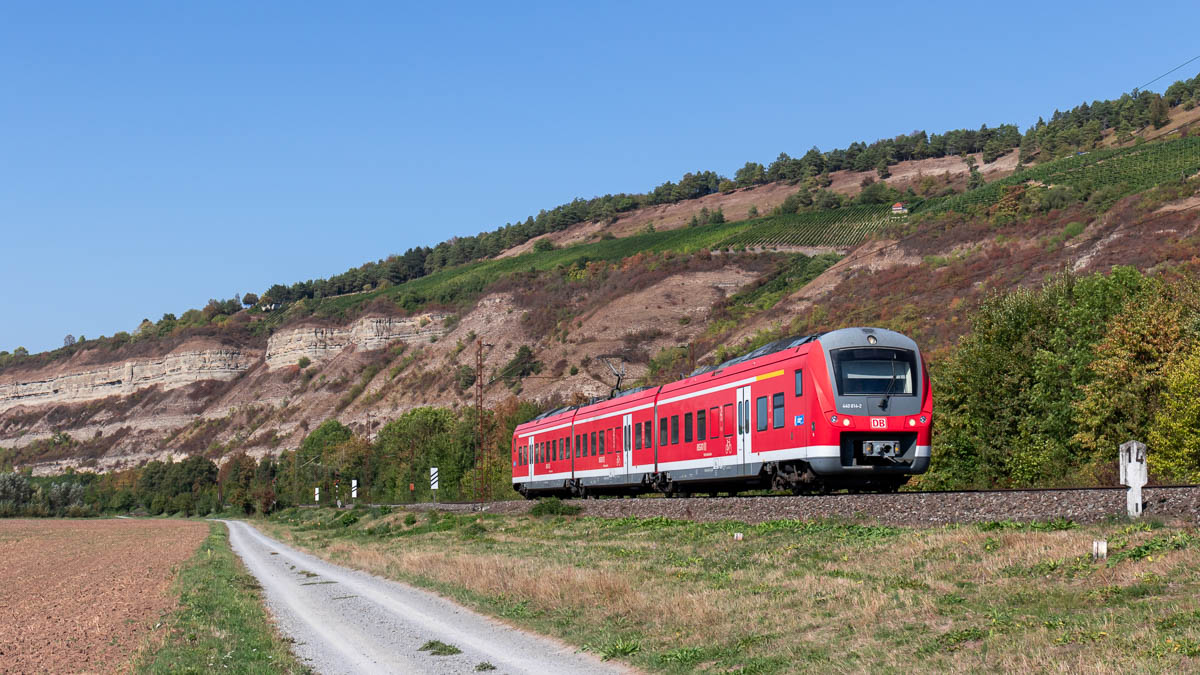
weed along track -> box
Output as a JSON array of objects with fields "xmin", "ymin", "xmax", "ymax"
[{"xmin": 222, "ymin": 520, "xmax": 625, "ymax": 675}]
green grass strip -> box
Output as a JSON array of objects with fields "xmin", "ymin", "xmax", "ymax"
[{"xmin": 136, "ymin": 521, "xmax": 309, "ymax": 674}]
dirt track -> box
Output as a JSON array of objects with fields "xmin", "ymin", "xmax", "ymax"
[
  {"xmin": 0, "ymin": 518, "xmax": 208, "ymax": 673},
  {"xmin": 225, "ymin": 519, "xmax": 627, "ymax": 674}
]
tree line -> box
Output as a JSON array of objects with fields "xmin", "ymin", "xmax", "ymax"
[
  {"xmin": 6, "ymin": 72, "xmax": 1199, "ymax": 369},
  {"xmin": 928, "ymin": 265, "xmax": 1200, "ymax": 489},
  {"xmin": 0, "ymin": 398, "xmax": 538, "ymax": 517},
  {"xmin": 167, "ymin": 72, "xmax": 1200, "ymax": 316}
]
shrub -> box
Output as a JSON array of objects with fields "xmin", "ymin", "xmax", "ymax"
[
  {"xmin": 530, "ymin": 496, "xmax": 581, "ymax": 517},
  {"xmin": 930, "ymin": 268, "xmax": 1145, "ymax": 488},
  {"xmin": 297, "ymin": 356, "xmax": 311, "ymax": 369},
  {"xmin": 1148, "ymin": 346, "xmax": 1200, "ymax": 481}
]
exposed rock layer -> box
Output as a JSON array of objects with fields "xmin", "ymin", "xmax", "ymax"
[
  {"xmin": 0, "ymin": 347, "xmax": 255, "ymax": 413},
  {"xmin": 264, "ymin": 315, "xmax": 448, "ymax": 369}
]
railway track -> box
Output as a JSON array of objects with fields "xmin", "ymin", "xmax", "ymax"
[{"xmin": 392, "ymin": 484, "xmax": 1200, "ymax": 526}]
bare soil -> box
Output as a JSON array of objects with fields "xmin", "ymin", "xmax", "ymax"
[{"xmin": 0, "ymin": 518, "xmax": 208, "ymax": 673}]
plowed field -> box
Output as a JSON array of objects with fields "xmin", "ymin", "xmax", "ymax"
[{"xmin": 0, "ymin": 519, "xmax": 208, "ymax": 673}]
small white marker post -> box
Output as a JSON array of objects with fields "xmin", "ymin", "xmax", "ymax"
[
  {"xmin": 1119, "ymin": 440, "xmax": 1148, "ymax": 518},
  {"xmin": 351, "ymin": 479, "xmax": 358, "ymax": 500},
  {"xmin": 430, "ymin": 467, "xmax": 439, "ymax": 502},
  {"xmin": 314, "ymin": 486, "xmax": 320, "ymax": 504}
]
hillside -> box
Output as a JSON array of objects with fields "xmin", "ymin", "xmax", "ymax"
[{"xmin": 2, "ymin": 84, "xmax": 1200, "ymax": 479}]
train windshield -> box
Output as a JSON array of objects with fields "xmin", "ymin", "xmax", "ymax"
[{"xmin": 831, "ymin": 348, "xmax": 916, "ymax": 396}]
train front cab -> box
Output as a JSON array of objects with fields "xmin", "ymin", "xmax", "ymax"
[{"xmin": 806, "ymin": 327, "xmax": 932, "ymax": 490}]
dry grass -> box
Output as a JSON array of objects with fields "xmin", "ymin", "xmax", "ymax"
[{"xmin": 261, "ymin": 509, "xmax": 1200, "ymax": 673}]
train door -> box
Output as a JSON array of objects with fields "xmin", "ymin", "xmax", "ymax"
[
  {"xmin": 736, "ymin": 385, "xmax": 752, "ymax": 464},
  {"xmin": 527, "ymin": 437, "xmax": 535, "ymax": 478},
  {"xmin": 622, "ymin": 413, "xmax": 632, "ymax": 479}
]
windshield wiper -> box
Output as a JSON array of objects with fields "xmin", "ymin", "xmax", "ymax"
[{"xmin": 879, "ymin": 358, "xmax": 897, "ymax": 411}]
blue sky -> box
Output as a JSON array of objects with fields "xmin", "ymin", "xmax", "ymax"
[{"xmin": 3, "ymin": 1, "xmax": 1199, "ymax": 354}]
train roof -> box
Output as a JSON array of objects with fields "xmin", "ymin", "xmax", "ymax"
[
  {"xmin": 530, "ymin": 405, "xmax": 578, "ymax": 421},
  {"xmin": 688, "ymin": 333, "xmax": 821, "ymax": 377},
  {"xmin": 588, "ymin": 385, "xmax": 653, "ymax": 405}
]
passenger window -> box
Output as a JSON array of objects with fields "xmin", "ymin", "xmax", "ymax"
[
  {"xmin": 659, "ymin": 418, "xmax": 668, "ymax": 447},
  {"xmin": 635, "ymin": 423, "xmax": 642, "ymax": 450},
  {"xmin": 591, "ymin": 432, "xmax": 597, "ymax": 456},
  {"xmin": 795, "ymin": 369, "xmax": 803, "ymax": 396},
  {"xmin": 697, "ymin": 409, "xmax": 706, "ymax": 441},
  {"xmin": 599, "ymin": 430, "xmax": 606, "ymax": 455},
  {"xmin": 723, "ymin": 404, "xmax": 733, "ymax": 436},
  {"xmin": 644, "ymin": 421, "xmax": 652, "ymax": 449},
  {"xmin": 671, "ymin": 415, "xmax": 679, "ymax": 445},
  {"xmin": 773, "ymin": 392, "xmax": 785, "ymax": 429},
  {"xmin": 756, "ymin": 396, "xmax": 768, "ymax": 432},
  {"xmin": 552, "ymin": 439, "xmax": 557, "ymax": 461},
  {"xmin": 684, "ymin": 412, "xmax": 693, "ymax": 443}
]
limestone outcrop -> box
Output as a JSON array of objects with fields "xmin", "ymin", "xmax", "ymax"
[
  {"xmin": 0, "ymin": 346, "xmax": 257, "ymax": 414},
  {"xmin": 265, "ymin": 315, "xmax": 447, "ymax": 369}
]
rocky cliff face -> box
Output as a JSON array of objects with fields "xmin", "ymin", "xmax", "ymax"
[
  {"xmin": 0, "ymin": 345, "xmax": 258, "ymax": 414},
  {"xmin": 264, "ymin": 315, "xmax": 448, "ymax": 369},
  {"xmin": 0, "ymin": 313, "xmax": 460, "ymax": 473}
]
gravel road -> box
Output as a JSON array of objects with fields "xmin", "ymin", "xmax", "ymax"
[{"xmin": 222, "ymin": 520, "xmax": 627, "ymax": 675}]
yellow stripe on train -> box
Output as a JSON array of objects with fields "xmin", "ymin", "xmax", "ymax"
[{"xmin": 756, "ymin": 369, "xmax": 784, "ymax": 381}]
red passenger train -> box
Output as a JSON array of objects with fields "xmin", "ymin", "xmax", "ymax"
[{"xmin": 511, "ymin": 327, "xmax": 932, "ymax": 497}]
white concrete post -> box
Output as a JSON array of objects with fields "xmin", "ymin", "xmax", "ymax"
[
  {"xmin": 351, "ymin": 479, "xmax": 358, "ymax": 500},
  {"xmin": 315, "ymin": 486, "xmax": 320, "ymax": 503},
  {"xmin": 1119, "ymin": 440, "xmax": 1148, "ymax": 518}
]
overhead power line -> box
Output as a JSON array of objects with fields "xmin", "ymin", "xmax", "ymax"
[{"xmin": 1137, "ymin": 53, "xmax": 1200, "ymax": 92}]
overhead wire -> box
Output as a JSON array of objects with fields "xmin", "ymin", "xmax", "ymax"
[{"xmin": 1137, "ymin": 53, "xmax": 1200, "ymax": 92}]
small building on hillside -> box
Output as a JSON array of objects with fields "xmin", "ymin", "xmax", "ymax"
[{"xmin": 891, "ymin": 202, "xmax": 908, "ymax": 214}]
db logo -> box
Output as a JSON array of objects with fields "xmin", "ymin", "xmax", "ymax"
[{"xmin": 870, "ymin": 418, "xmax": 887, "ymax": 429}]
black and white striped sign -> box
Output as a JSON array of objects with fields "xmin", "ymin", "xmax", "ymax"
[{"xmin": 430, "ymin": 467, "xmax": 439, "ymax": 490}]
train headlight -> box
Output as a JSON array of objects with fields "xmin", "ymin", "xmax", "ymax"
[
  {"xmin": 842, "ymin": 418, "xmax": 851, "ymax": 427},
  {"xmin": 908, "ymin": 418, "xmax": 916, "ymax": 427}
]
